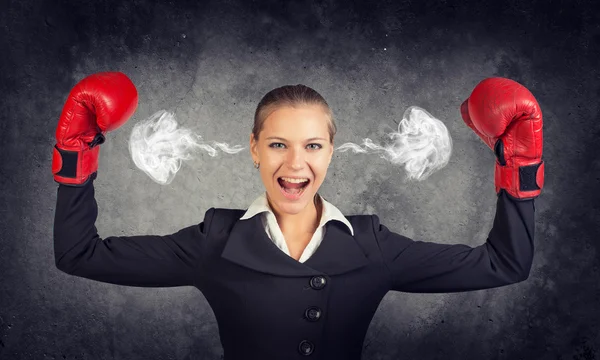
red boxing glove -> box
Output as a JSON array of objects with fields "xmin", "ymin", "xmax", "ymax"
[
  {"xmin": 52, "ymin": 72, "xmax": 138, "ymax": 186},
  {"xmin": 460, "ymin": 77, "xmax": 544, "ymax": 200}
]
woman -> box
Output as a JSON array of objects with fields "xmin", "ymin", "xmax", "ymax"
[{"xmin": 53, "ymin": 72, "xmax": 543, "ymax": 359}]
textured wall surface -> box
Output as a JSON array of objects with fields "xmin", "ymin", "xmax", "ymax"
[{"xmin": 1, "ymin": 0, "xmax": 598, "ymax": 359}]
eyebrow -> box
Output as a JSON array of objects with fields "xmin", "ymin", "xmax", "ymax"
[{"xmin": 266, "ymin": 136, "xmax": 327, "ymax": 142}]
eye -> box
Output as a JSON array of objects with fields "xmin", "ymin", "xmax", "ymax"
[
  {"xmin": 268, "ymin": 143, "xmax": 323, "ymax": 150},
  {"xmin": 269, "ymin": 142, "xmax": 285, "ymax": 149}
]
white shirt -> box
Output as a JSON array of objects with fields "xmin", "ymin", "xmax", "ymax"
[{"xmin": 239, "ymin": 192, "xmax": 355, "ymax": 263}]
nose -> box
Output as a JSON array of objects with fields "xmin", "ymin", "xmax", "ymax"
[{"xmin": 287, "ymin": 147, "xmax": 305, "ymax": 170}]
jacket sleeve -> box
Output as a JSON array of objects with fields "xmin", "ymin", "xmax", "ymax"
[
  {"xmin": 373, "ymin": 190, "xmax": 536, "ymax": 293},
  {"xmin": 53, "ymin": 177, "xmax": 214, "ymax": 287}
]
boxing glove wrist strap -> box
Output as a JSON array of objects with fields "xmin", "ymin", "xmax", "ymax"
[
  {"xmin": 52, "ymin": 144, "xmax": 100, "ymax": 187},
  {"xmin": 495, "ymin": 160, "xmax": 545, "ymax": 200}
]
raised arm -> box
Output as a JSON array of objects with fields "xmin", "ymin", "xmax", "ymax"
[
  {"xmin": 54, "ymin": 177, "xmax": 213, "ymax": 287},
  {"xmin": 376, "ymin": 77, "xmax": 544, "ymax": 293},
  {"xmin": 374, "ymin": 191, "xmax": 535, "ymax": 293},
  {"xmin": 51, "ymin": 72, "xmax": 211, "ymax": 287}
]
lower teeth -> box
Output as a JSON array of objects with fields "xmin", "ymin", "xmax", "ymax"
[{"xmin": 283, "ymin": 186, "xmax": 305, "ymax": 195}]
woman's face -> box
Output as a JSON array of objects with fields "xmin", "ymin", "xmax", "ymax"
[{"xmin": 250, "ymin": 104, "xmax": 334, "ymax": 217}]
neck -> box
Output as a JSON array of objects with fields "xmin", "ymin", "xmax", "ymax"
[{"xmin": 271, "ymin": 194, "xmax": 322, "ymax": 234}]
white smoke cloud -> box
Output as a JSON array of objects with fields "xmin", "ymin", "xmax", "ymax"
[
  {"xmin": 128, "ymin": 110, "xmax": 244, "ymax": 185},
  {"xmin": 335, "ymin": 106, "xmax": 452, "ymax": 181}
]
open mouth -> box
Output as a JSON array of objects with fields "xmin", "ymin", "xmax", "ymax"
[{"xmin": 277, "ymin": 177, "xmax": 311, "ymax": 198}]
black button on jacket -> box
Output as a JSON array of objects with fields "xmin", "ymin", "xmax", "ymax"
[{"xmin": 53, "ymin": 179, "xmax": 536, "ymax": 360}]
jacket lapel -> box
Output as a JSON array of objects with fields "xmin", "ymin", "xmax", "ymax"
[{"xmin": 221, "ymin": 214, "xmax": 369, "ymax": 277}]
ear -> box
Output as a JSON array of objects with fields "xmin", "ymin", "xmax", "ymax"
[{"xmin": 250, "ymin": 133, "xmax": 258, "ymax": 161}]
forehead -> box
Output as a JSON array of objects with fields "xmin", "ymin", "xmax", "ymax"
[{"xmin": 262, "ymin": 105, "xmax": 329, "ymax": 135}]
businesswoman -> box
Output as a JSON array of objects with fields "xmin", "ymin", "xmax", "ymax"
[{"xmin": 53, "ymin": 72, "xmax": 544, "ymax": 360}]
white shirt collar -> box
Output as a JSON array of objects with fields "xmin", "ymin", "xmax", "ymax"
[{"xmin": 239, "ymin": 192, "xmax": 354, "ymax": 236}]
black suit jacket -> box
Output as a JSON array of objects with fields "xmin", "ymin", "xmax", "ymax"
[{"xmin": 54, "ymin": 179, "xmax": 535, "ymax": 360}]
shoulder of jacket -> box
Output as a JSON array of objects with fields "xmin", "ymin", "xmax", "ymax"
[
  {"xmin": 345, "ymin": 214, "xmax": 377, "ymax": 234},
  {"xmin": 204, "ymin": 207, "xmax": 246, "ymax": 233},
  {"xmin": 210, "ymin": 207, "xmax": 246, "ymax": 217}
]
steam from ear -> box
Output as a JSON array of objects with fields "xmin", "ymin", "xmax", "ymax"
[
  {"xmin": 334, "ymin": 106, "xmax": 452, "ymax": 181},
  {"xmin": 129, "ymin": 110, "xmax": 244, "ymax": 185},
  {"xmin": 128, "ymin": 106, "xmax": 452, "ymax": 185}
]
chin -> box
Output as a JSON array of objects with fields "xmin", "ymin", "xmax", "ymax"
[
  {"xmin": 268, "ymin": 187, "xmax": 314, "ymax": 213},
  {"xmin": 278, "ymin": 205, "xmax": 306, "ymax": 215}
]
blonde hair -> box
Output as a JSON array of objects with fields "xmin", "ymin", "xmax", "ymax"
[{"xmin": 252, "ymin": 84, "xmax": 337, "ymax": 144}]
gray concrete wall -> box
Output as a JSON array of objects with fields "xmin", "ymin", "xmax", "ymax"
[{"xmin": 1, "ymin": 0, "xmax": 598, "ymax": 359}]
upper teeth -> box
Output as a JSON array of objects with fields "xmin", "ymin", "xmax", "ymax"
[{"xmin": 280, "ymin": 177, "xmax": 309, "ymax": 183}]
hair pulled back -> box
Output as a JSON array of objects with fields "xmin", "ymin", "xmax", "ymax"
[{"xmin": 252, "ymin": 84, "xmax": 337, "ymax": 144}]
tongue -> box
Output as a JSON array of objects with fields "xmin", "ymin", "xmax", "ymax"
[{"xmin": 280, "ymin": 179, "xmax": 306, "ymax": 189}]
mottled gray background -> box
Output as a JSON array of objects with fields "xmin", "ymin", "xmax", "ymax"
[{"xmin": 1, "ymin": 0, "xmax": 598, "ymax": 359}]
